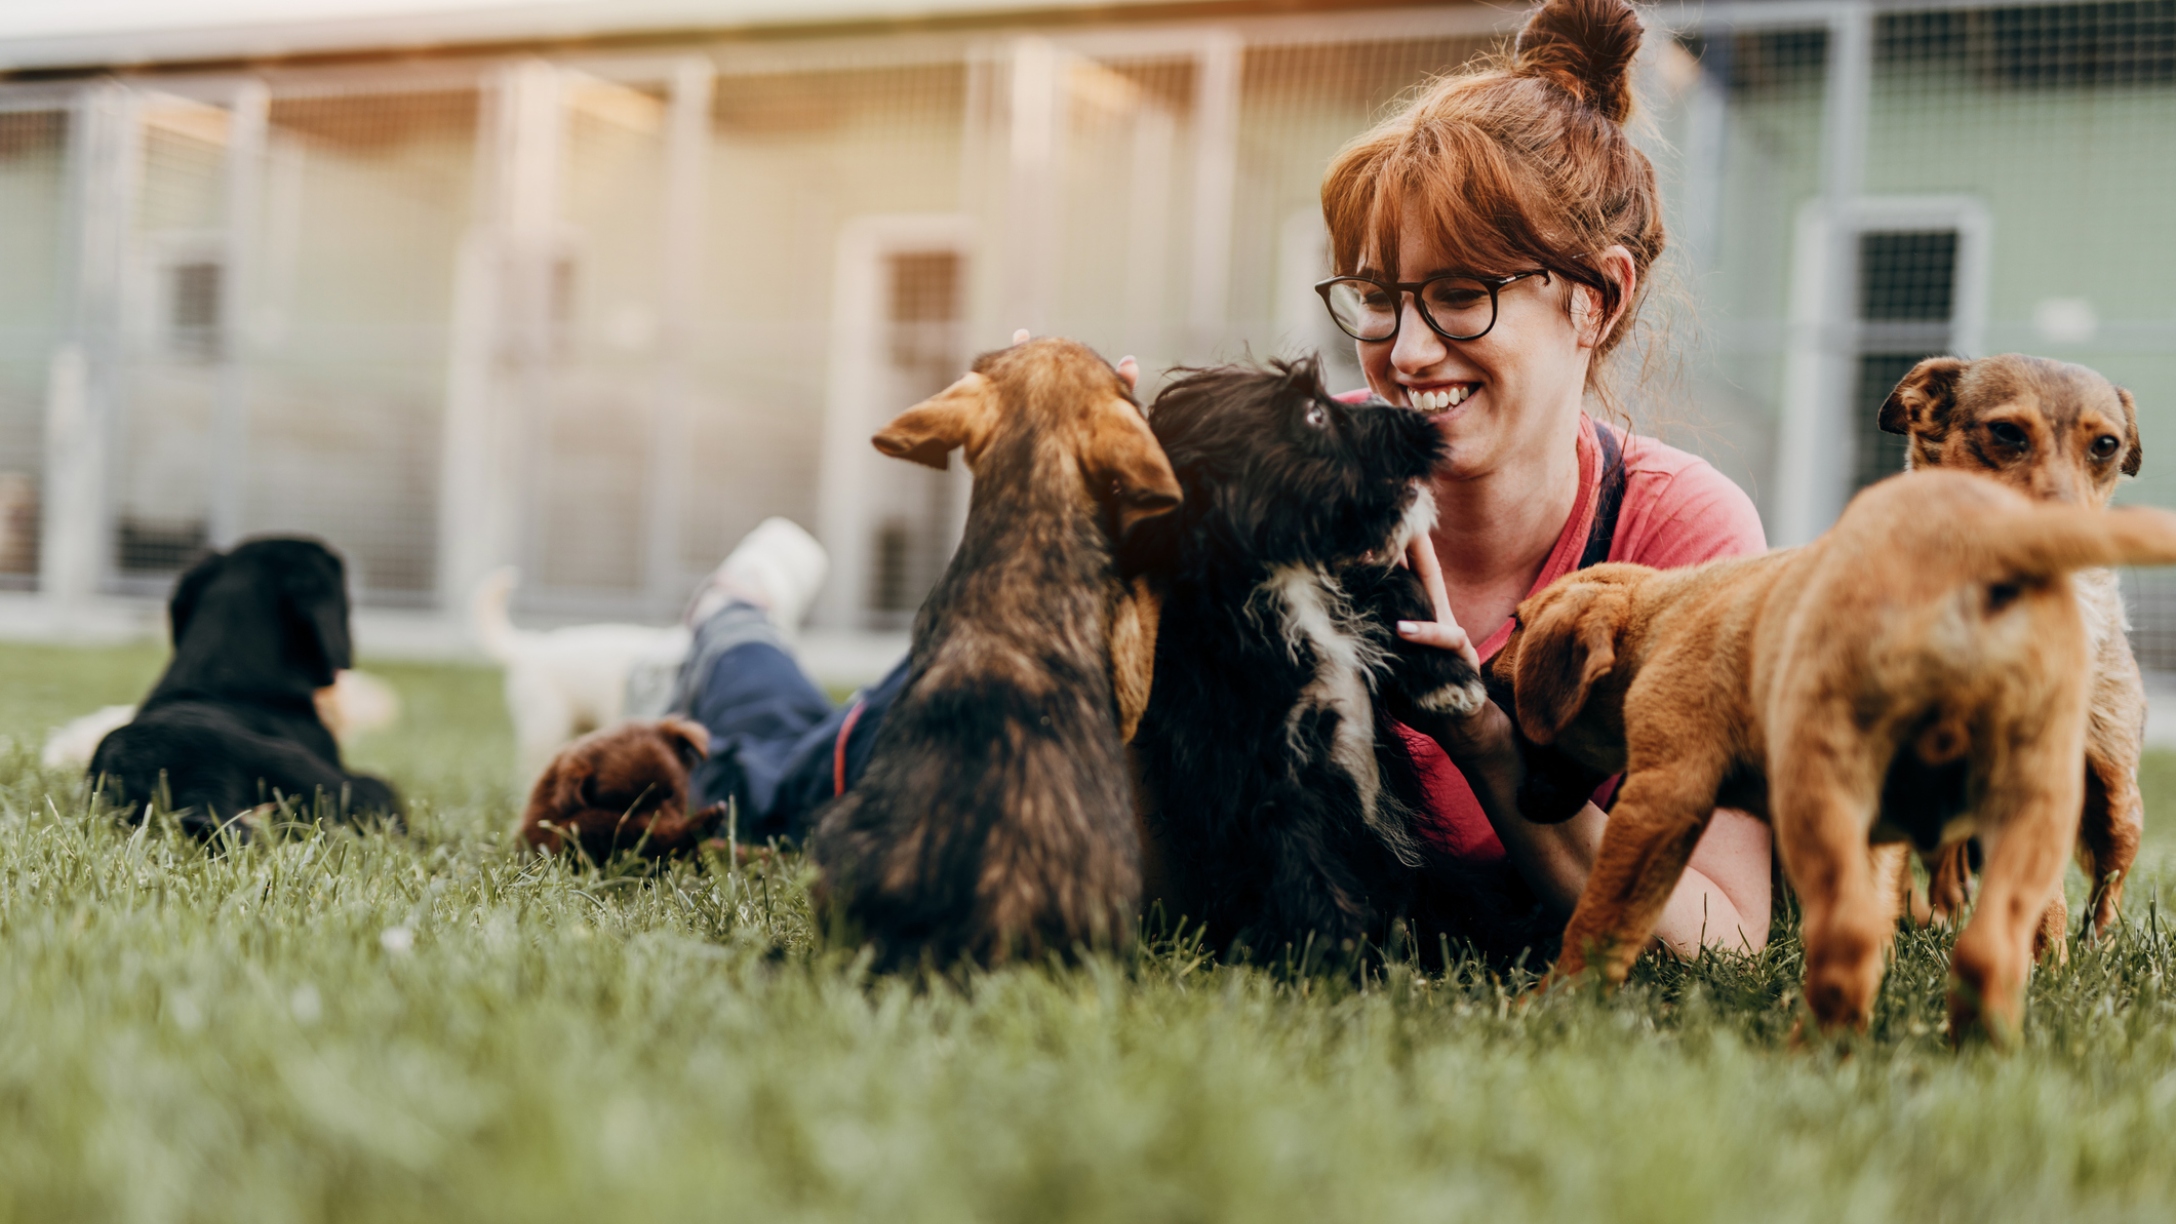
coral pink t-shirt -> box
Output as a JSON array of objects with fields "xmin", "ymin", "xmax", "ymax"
[{"xmin": 1384, "ymin": 411, "xmax": 1768, "ymax": 862}]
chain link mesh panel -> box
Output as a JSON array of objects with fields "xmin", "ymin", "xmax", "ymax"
[
  {"xmin": 248, "ymin": 85, "xmax": 477, "ymax": 601},
  {"xmin": 0, "ymin": 107, "xmax": 66, "ymax": 586}
]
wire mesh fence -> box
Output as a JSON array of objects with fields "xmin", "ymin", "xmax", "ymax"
[
  {"xmin": 0, "ymin": 106, "xmax": 68, "ymax": 587},
  {"xmin": 0, "ymin": 0, "xmax": 2173, "ymax": 650}
]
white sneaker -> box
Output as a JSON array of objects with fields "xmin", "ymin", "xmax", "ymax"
[{"xmin": 685, "ymin": 517, "xmax": 830, "ymax": 635}]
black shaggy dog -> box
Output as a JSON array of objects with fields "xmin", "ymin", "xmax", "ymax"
[
  {"xmin": 1129, "ymin": 357, "xmax": 1490, "ymax": 962},
  {"xmin": 809, "ymin": 338, "xmax": 1181, "ymax": 970},
  {"xmin": 89, "ymin": 537, "xmax": 401, "ymax": 839}
]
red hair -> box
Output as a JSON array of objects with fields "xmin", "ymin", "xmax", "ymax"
[{"xmin": 1322, "ymin": 0, "xmax": 1663, "ymax": 382}]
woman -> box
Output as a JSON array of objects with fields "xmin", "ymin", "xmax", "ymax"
[{"xmin": 1324, "ymin": 0, "xmax": 1771, "ymax": 955}]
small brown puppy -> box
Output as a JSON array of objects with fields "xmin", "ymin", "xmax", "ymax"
[
  {"xmin": 1493, "ymin": 470, "xmax": 2176, "ymax": 1042},
  {"xmin": 808, "ymin": 337, "xmax": 1181, "ymax": 970},
  {"xmin": 1880, "ymin": 354, "xmax": 2144, "ymax": 938},
  {"xmin": 519, "ymin": 718, "xmax": 725, "ymax": 861}
]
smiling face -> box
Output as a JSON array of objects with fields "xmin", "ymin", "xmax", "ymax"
[{"xmin": 1354, "ymin": 209, "xmax": 1624, "ymax": 481}]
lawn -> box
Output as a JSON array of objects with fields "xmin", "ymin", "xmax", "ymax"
[{"xmin": 4, "ymin": 643, "xmax": 2176, "ymax": 1222}]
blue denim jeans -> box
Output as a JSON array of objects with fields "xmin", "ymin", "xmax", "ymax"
[{"xmin": 670, "ymin": 603, "xmax": 907, "ymax": 843}]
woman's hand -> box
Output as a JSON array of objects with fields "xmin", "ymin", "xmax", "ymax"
[{"xmin": 1394, "ymin": 534, "xmax": 1507, "ymax": 762}]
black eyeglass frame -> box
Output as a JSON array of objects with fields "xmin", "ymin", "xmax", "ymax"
[{"xmin": 1313, "ymin": 269, "xmax": 1552, "ymax": 344}]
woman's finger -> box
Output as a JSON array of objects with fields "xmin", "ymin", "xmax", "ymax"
[
  {"xmin": 1405, "ymin": 525, "xmax": 1454, "ymax": 626},
  {"xmin": 1396, "ymin": 617, "xmax": 1479, "ymax": 671}
]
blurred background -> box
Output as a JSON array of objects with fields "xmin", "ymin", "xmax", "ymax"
[{"xmin": 0, "ymin": 0, "xmax": 2170, "ymax": 673}]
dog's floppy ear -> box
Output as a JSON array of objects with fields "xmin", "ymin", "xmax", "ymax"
[
  {"xmin": 1509, "ymin": 585, "xmax": 1625, "ymax": 744},
  {"xmin": 168, "ymin": 549, "xmax": 227, "ymax": 646},
  {"xmin": 539, "ymin": 750, "xmax": 596, "ymax": 821},
  {"xmin": 657, "ymin": 718, "xmax": 712, "ymax": 770},
  {"xmin": 1087, "ymin": 399, "xmax": 1182, "ymax": 539},
  {"xmin": 874, "ymin": 372, "xmax": 1000, "ymax": 471},
  {"xmin": 2118, "ymin": 386, "xmax": 2143, "ymax": 477},
  {"xmin": 1879, "ymin": 356, "xmax": 1966, "ymax": 436},
  {"xmin": 280, "ymin": 550, "xmax": 353, "ymax": 687}
]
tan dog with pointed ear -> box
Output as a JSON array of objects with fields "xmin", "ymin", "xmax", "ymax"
[
  {"xmin": 811, "ymin": 337, "xmax": 1181, "ymax": 970},
  {"xmin": 1492, "ymin": 469, "xmax": 2176, "ymax": 1043},
  {"xmin": 1880, "ymin": 355, "xmax": 2145, "ymax": 941}
]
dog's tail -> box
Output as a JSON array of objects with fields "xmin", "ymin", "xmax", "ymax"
[
  {"xmin": 1975, "ymin": 504, "xmax": 2176, "ymax": 577},
  {"xmin": 470, "ymin": 566, "xmax": 523, "ymax": 662}
]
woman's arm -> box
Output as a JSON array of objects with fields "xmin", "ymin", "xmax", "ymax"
[{"xmin": 1397, "ymin": 543, "xmax": 1771, "ymax": 957}]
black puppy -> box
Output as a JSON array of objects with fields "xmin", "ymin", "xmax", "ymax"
[
  {"xmin": 1129, "ymin": 358, "xmax": 1487, "ymax": 961},
  {"xmin": 89, "ymin": 538, "xmax": 401, "ymax": 838}
]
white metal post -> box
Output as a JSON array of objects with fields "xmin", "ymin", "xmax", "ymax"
[
  {"xmin": 1772, "ymin": 1, "xmax": 1870, "ymax": 547},
  {"xmin": 437, "ymin": 60, "xmax": 560, "ymax": 624},
  {"xmin": 41, "ymin": 82, "xmax": 135, "ymax": 619},
  {"xmin": 209, "ymin": 79, "xmax": 266, "ymax": 551},
  {"xmin": 1186, "ymin": 30, "xmax": 1242, "ymax": 357},
  {"xmin": 646, "ymin": 56, "xmax": 712, "ymax": 613},
  {"xmin": 1003, "ymin": 36, "xmax": 1061, "ymax": 337}
]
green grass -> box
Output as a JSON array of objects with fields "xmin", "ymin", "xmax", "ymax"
[{"xmin": 4, "ymin": 644, "xmax": 2176, "ymax": 1222}]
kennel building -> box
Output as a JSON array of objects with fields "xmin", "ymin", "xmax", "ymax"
[{"xmin": 0, "ymin": 0, "xmax": 2171, "ymax": 668}]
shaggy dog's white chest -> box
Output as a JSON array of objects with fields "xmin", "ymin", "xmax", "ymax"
[{"xmin": 1255, "ymin": 565, "xmax": 1417, "ymax": 862}]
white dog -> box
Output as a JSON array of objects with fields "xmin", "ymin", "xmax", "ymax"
[
  {"xmin": 470, "ymin": 568, "xmax": 690, "ymax": 786},
  {"xmin": 44, "ymin": 669, "xmax": 401, "ymax": 770},
  {"xmin": 474, "ymin": 517, "xmax": 830, "ymax": 786}
]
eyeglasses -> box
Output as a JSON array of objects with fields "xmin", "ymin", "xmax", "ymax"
[{"xmin": 1314, "ymin": 270, "xmax": 1551, "ymax": 344}]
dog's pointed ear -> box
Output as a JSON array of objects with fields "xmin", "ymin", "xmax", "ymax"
[
  {"xmin": 1880, "ymin": 356, "xmax": 1967, "ymax": 436},
  {"xmin": 874, "ymin": 372, "xmax": 999, "ymax": 471},
  {"xmin": 168, "ymin": 549, "xmax": 227, "ymax": 646},
  {"xmin": 2118, "ymin": 386, "xmax": 2143, "ymax": 477},
  {"xmin": 1087, "ymin": 399, "xmax": 1181, "ymax": 539},
  {"xmin": 1510, "ymin": 586, "xmax": 1624, "ymax": 744},
  {"xmin": 658, "ymin": 718, "xmax": 712, "ymax": 770}
]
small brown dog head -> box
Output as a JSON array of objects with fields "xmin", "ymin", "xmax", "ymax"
[
  {"xmin": 520, "ymin": 717, "xmax": 722, "ymax": 862},
  {"xmin": 1487, "ymin": 566, "xmax": 1644, "ymax": 824},
  {"xmin": 873, "ymin": 337, "xmax": 1182, "ymax": 539},
  {"xmin": 1879, "ymin": 354, "xmax": 2140, "ymax": 505},
  {"xmin": 1492, "ymin": 569, "xmax": 1639, "ymax": 746}
]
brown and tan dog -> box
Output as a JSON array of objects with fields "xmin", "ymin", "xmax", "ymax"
[
  {"xmin": 1880, "ymin": 354, "xmax": 2144, "ymax": 939},
  {"xmin": 519, "ymin": 718, "xmax": 725, "ymax": 861},
  {"xmin": 1492, "ymin": 469, "xmax": 2176, "ymax": 1041},
  {"xmin": 808, "ymin": 337, "xmax": 1181, "ymax": 970}
]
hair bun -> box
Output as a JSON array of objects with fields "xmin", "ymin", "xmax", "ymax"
[{"xmin": 1513, "ymin": 0, "xmax": 1643, "ymax": 124}]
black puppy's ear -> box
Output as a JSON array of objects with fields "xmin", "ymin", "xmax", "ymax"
[
  {"xmin": 2118, "ymin": 386, "xmax": 2143, "ymax": 477},
  {"xmin": 1879, "ymin": 356, "xmax": 1966, "ymax": 436},
  {"xmin": 168, "ymin": 550, "xmax": 227, "ymax": 646},
  {"xmin": 280, "ymin": 551, "xmax": 352, "ymax": 686}
]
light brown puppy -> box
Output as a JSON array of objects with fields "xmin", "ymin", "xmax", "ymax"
[
  {"xmin": 1880, "ymin": 354, "xmax": 2144, "ymax": 939},
  {"xmin": 519, "ymin": 718, "xmax": 724, "ymax": 862},
  {"xmin": 1492, "ymin": 469, "xmax": 2176, "ymax": 1042}
]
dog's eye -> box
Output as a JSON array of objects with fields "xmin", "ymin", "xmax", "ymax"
[
  {"xmin": 1304, "ymin": 404, "xmax": 1328, "ymax": 430},
  {"xmin": 2091, "ymin": 434, "xmax": 2122, "ymax": 459},
  {"xmin": 1988, "ymin": 421, "xmax": 2028, "ymax": 449}
]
